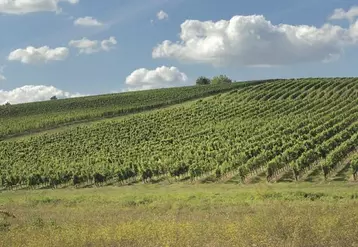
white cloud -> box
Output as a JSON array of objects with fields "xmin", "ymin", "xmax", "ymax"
[
  {"xmin": 101, "ymin": 36, "xmax": 117, "ymax": 51},
  {"xmin": 0, "ymin": 85, "xmax": 83, "ymax": 104},
  {"xmin": 157, "ymin": 10, "xmax": 168, "ymax": 20},
  {"xmin": 69, "ymin": 36, "xmax": 117, "ymax": 54},
  {"xmin": 0, "ymin": 66, "xmax": 5, "ymax": 81},
  {"xmin": 349, "ymin": 20, "xmax": 358, "ymax": 40},
  {"xmin": 329, "ymin": 6, "xmax": 358, "ymax": 22},
  {"xmin": 8, "ymin": 46, "xmax": 69, "ymax": 64},
  {"xmin": 153, "ymin": 14, "xmax": 358, "ymax": 67},
  {"xmin": 125, "ymin": 66, "xmax": 188, "ymax": 91},
  {"xmin": 0, "ymin": 0, "xmax": 79, "ymax": 15},
  {"xmin": 74, "ymin": 16, "xmax": 103, "ymax": 27},
  {"xmin": 68, "ymin": 38, "xmax": 98, "ymax": 54}
]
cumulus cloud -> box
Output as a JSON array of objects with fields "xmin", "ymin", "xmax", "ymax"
[
  {"xmin": 157, "ymin": 10, "xmax": 168, "ymax": 20},
  {"xmin": 8, "ymin": 46, "xmax": 69, "ymax": 64},
  {"xmin": 329, "ymin": 6, "xmax": 358, "ymax": 22},
  {"xmin": 74, "ymin": 16, "xmax": 103, "ymax": 27},
  {"xmin": 0, "ymin": 0, "xmax": 79, "ymax": 15},
  {"xmin": 69, "ymin": 36, "xmax": 117, "ymax": 54},
  {"xmin": 101, "ymin": 36, "xmax": 117, "ymax": 51},
  {"xmin": 0, "ymin": 85, "xmax": 83, "ymax": 104},
  {"xmin": 125, "ymin": 66, "xmax": 188, "ymax": 91},
  {"xmin": 68, "ymin": 38, "xmax": 98, "ymax": 54},
  {"xmin": 153, "ymin": 14, "xmax": 358, "ymax": 67},
  {"xmin": 349, "ymin": 20, "xmax": 358, "ymax": 40}
]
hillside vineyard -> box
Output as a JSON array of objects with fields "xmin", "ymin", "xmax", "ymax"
[
  {"xmin": 0, "ymin": 82, "xmax": 259, "ymax": 140},
  {"xmin": 1, "ymin": 78, "xmax": 358, "ymax": 189}
]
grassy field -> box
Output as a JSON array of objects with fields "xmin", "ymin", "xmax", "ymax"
[
  {"xmin": 1, "ymin": 183, "xmax": 358, "ymax": 247},
  {"xmin": 2, "ymin": 78, "xmax": 358, "ymax": 246}
]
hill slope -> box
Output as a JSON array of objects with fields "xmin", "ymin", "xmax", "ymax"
[
  {"xmin": 1, "ymin": 77, "xmax": 358, "ymax": 189},
  {"xmin": 0, "ymin": 81, "xmax": 261, "ymax": 140}
]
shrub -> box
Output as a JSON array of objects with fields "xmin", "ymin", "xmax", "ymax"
[
  {"xmin": 196, "ymin": 76, "xmax": 211, "ymax": 85},
  {"xmin": 211, "ymin": 75, "xmax": 232, "ymax": 84}
]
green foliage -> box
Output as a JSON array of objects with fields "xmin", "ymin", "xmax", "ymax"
[
  {"xmin": 0, "ymin": 81, "xmax": 262, "ymax": 140},
  {"xmin": 1, "ymin": 77, "xmax": 358, "ymax": 188},
  {"xmin": 211, "ymin": 75, "xmax": 232, "ymax": 84},
  {"xmin": 350, "ymin": 154, "xmax": 358, "ymax": 180},
  {"xmin": 196, "ymin": 76, "xmax": 211, "ymax": 85}
]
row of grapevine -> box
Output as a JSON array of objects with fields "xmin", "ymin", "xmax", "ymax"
[
  {"xmin": 0, "ymin": 81, "xmax": 266, "ymax": 139},
  {"xmin": 1, "ymin": 78, "xmax": 358, "ymax": 189}
]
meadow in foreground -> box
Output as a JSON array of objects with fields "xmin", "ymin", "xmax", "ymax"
[{"xmin": 1, "ymin": 183, "xmax": 358, "ymax": 247}]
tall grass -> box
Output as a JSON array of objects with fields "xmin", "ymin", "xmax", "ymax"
[{"xmin": 1, "ymin": 183, "xmax": 358, "ymax": 247}]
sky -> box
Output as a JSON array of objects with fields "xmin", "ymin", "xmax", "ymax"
[{"xmin": 1, "ymin": 0, "xmax": 358, "ymax": 104}]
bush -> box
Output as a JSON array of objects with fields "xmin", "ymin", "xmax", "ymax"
[
  {"xmin": 196, "ymin": 76, "xmax": 211, "ymax": 85},
  {"xmin": 211, "ymin": 75, "xmax": 232, "ymax": 84}
]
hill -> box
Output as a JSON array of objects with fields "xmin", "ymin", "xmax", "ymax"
[
  {"xmin": 1, "ymin": 77, "xmax": 358, "ymax": 189},
  {"xmin": 0, "ymin": 81, "xmax": 261, "ymax": 140}
]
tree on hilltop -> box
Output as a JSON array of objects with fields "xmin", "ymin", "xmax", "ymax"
[
  {"xmin": 211, "ymin": 75, "xmax": 232, "ymax": 84},
  {"xmin": 196, "ymin": 76, "xmax": 211, "ymax": 85}
]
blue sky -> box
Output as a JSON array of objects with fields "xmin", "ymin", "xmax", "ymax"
[{"xmin": 1, "ymin": 0, "xmax": 358, "ymax": 103}]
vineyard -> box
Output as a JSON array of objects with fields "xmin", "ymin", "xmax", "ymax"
[
  {"xmin": 0, "ymin": 81, "xmax": 258, "ymax": 140},
  {"xmin": 1, "ymin": 77, "xmax": 358, "ymax": 189}
]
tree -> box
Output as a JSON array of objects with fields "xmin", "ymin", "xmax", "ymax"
[
  {"xmin": 4, "ymin": 102, "xmax": 11, "ymax": 106},
  {"xmin": 196, "ymin": 76, "xmax": 211, "ymax": 85},
  {"xmin": 211, "ymin": 75, "xmax": 232, "ymax": 84},
  {"xmin": 50, "ymin": 96, "xmax": 58, "ymax": 100}
]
